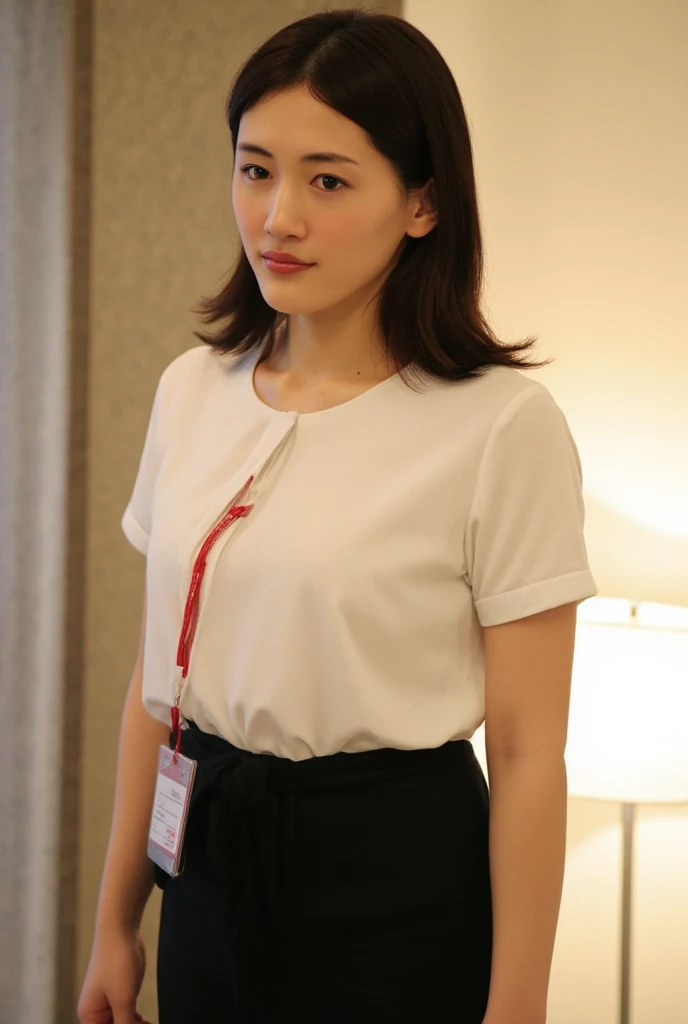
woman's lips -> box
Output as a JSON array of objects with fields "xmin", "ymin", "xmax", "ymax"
[{"xmin": 263, "ymin": 257, "xmax": 316, "ymax": 275}]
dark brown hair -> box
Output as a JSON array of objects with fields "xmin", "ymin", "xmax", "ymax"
[{"xmin": 193, "ymin": 7, "xmax": 551, "ymax": 386}]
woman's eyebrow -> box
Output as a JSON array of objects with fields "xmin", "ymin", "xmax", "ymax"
[{"xmin": 237, "ymin": 142, "xmax": 359, "ymax": 166}]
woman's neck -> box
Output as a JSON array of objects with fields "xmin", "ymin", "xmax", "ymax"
[{"xmin": 268, "ymin": 315, "xmax": 395, "ymax": 385}]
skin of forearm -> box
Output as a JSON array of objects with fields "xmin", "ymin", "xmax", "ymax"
[
  {"xmin": 94, "ymin": 664, "xmax": 170, "ymax": 935},
  {"xmin": 482, "ymin": 753, "xmax": 568, "ymax": 1023}
]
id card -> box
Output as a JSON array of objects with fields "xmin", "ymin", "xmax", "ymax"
[{"xmin": 147, "ymin": 744, "xmax": 197, "ymax": 878}]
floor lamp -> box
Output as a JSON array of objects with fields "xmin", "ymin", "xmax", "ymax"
[{"xmin": 566, "ymin": 596, "xmax": 688, "ymax": 1024}]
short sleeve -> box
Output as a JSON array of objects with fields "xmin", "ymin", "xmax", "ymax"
[
  {"xmin": 121, "ymin": 372, "xmax": 167, "ymax": 555},
  {"xmin": 464, "ymin": 384, "xmax": 597, "ymax": 627}
]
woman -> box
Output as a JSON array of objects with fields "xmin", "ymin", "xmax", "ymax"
[{"xmin": 78, "ymin": 9, "xmax": 597, "ymax": 1024}]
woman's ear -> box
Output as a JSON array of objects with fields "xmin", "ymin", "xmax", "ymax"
[{"xmin": 407, "ymin": 178, "xmax": 438, "ymax": 239}]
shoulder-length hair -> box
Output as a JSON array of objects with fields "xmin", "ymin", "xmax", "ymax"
[{"xmin": 193, "ymin": 7, "xmax": 551, "ymax": 386}]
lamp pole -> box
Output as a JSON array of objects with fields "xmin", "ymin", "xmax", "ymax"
[{"xmin": 620, "ymin": 802, "xmax": 636, "ymax": 1024}]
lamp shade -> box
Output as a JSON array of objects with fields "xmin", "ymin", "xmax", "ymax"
[{"xmin": 566, "ymin": 597, "xmax": 688, "ymax": 804}]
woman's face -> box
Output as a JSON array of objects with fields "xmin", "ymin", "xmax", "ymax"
[{"xmin": 232, "ymin": 85, "xmax": 434, "ymax": 317}]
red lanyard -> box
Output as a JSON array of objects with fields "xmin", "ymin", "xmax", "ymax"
[{"xmin": 171, "ymin": 475, "xmax": 255, "ymax": 757}]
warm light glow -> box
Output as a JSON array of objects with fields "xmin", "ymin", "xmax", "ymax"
[
  {"xmin": 586, "ymin": 437, "xmax": 688, "ymax": 541},
  {"xmin": 567, "ymin": 597, "xmax": 688, "ymax": 803}
]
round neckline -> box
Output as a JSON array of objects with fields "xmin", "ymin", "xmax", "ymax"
[{"xmin": 245, "ymin": 345, "xmax": 405, "ymax": 421}]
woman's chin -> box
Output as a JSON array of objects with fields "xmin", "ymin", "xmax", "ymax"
[{"xmin": 258, "ymin": 289, "xmax": 325, "ymax": 316}]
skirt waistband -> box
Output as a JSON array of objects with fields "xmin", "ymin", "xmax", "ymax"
[{"xmin": 179, "ymin": 720, "xmax": 478, "ymax": 792}]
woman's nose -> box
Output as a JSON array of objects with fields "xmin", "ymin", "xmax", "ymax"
[{"xmin": 263, "ymin": 184, "xmax": 305, "ymax": 237}]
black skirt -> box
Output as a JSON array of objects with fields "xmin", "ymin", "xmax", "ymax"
[{"xmin": 156, "ymin": 723, "xmax": 493, "ymax": 1024}]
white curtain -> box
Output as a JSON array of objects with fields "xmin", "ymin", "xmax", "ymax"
[{"xmin": 0, "ymin": 0, "xmax": 71, "ymax": 1020}]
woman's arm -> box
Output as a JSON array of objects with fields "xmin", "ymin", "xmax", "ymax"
[
  {"xmin": 94, "ymin": 585, "xmax": 171, "ymax": 935},
  {"xmin": 480, "ymin": 601, "xmax": 579, "ymax": 1024}
]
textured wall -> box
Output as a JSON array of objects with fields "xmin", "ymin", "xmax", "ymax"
[{"xmin": 78, "ymin": 2, "xmax": 400, "ymax": 1020}]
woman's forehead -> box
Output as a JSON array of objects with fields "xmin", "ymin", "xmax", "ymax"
[{"xmin": 238, "ymin": 88, "xmax": 371, "ymax": 157}]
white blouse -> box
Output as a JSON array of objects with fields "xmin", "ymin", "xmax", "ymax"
[{"xmin": 122, "ymin": 344, "xmax": 597, "ymax": 761}]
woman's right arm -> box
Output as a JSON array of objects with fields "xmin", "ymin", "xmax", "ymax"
[
  {"xmin": 78, "ymin": 585, "xmax": 170, "ymax": 1024},
  {"xmin": 94, "ymin": 584, "xmax": 169, "ymax": 932}
]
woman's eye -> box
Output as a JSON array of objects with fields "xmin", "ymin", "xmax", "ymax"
[
  {"xmin": 317, "ymin": 174, "xmax": 345, "ymax": 192},
  {"xmin": 241, "ymin": 164, "xmax": 269, "ymax": 181},
  {"xmin": 240, "ymin": 164, "xmax": 346, "ymax": 192}
]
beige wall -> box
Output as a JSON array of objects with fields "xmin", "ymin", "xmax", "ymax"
[
  {"xmin": 403, "ymin": 1, "xmax": 688, "ymax": 1022},
  {"xmin": 76, "ymin": 2, "xmax": 401, "ymax": 1021}
]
